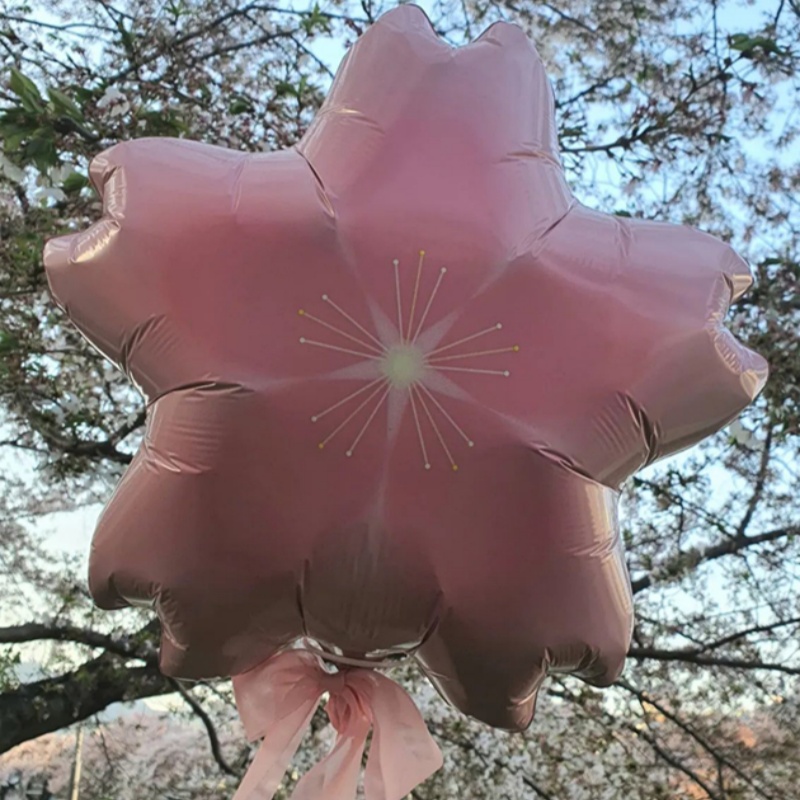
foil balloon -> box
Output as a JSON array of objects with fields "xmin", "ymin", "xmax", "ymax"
[{"xmin": 43, "ymin": 4, "xmax": 767, "ymax": 798}]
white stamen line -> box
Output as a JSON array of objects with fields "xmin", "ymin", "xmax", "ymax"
[
  {"xmin": 318, "ymin": 379, "xmax": 389, "ymax": 449},
  {"xmin": 427, "ymin": 346, "xmax": 519, "ymax": 363},
  {"xmin": 299, "ymin": 310, "xmax": 383, "ymax": 355},
  {"xmin": 311, "ymin": 377, "xmax": 387, "ymax": 423},
  {"xmin": 406, "ymin": 250, "xmax": 425, "ymax": 346},
  {"xmin": 299, "ymin": 338, "xmax": 381, "ymax": 360},
  {"xmin": 408, "ymin": 386, "xmax": 431, "ymax": 469},
  {"xmin": 393, "ymin": 259, "xmax": 404, "ymax": 342},
  {"xmin": 434, "ymin": 365, "xmax": 511, "ymax": 377},
  {"xmin": 412, "ymin": 267, "xmax": 447, "ymax": 344},
  {"xmin": 322, "ymin": 295, "xmax": 386, "ymax": 350},
  {"xmin": 414, "ymin": 385, "xmax": 458, "ymax": 471},
  {"xmin": 417, "ymin": 382, "xmax": 474, "ymax": 447},
  {"xmin": 427, "ymin": 324, "xmax": 503, "ymax": 356},
  {"xmin": 346, "ymin": 384, "xmax": 391, "ymax": 457},
  {"xmin": 305, "ymin": 251, "xmax": 513, "ymax": 470}
]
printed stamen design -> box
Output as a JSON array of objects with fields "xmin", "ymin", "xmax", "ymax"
[{"xmin": 299, "ymin": 251, "xmax": 518, "ymax": 470}]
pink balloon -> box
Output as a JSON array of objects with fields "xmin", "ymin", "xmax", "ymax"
[{"xmin": 44, "ymin": 4, "xmax": 767, "ymax": 732}]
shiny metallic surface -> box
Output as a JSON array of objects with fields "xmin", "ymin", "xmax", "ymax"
[{"xmin": 43, "ymin": 5, "xmax": 767, "ymax": 731}]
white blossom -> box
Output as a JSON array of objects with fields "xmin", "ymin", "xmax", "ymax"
[
  {"xmin": 49, "ymin": 163, "xmax": 75, "ymax": 185},
  {"xmin": 33, "ymin": 186, "xmax": 67, "ymax": 204},
  {"xmin": 97, "ymin": 85, "xmax": 131, "ymax": 117},
  {"xmin": 729, "ymin": 419, "xmax": 758, "ymax": 448},
  {"xmin": 0, "ymin": 153, "xmax": 25, "ymax": 183}
]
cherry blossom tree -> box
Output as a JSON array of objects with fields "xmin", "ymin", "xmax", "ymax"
[{"xmin": 0, "ymin": 0, "xmax": 798, "ymax": 798}]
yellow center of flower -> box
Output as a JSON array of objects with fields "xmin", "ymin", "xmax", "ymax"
[{"xmin": 381, "ymin": 344, "xmax": 426, "ymax": 388}]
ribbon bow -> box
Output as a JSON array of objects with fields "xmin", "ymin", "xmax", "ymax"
[{"xmin": 232, "ymin": 649, "xmax": 443, "ymax": 800}]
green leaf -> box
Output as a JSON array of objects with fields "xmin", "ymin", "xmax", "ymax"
[
  {"xmin": 0, "ymin": 122, "xmax": 30, "ymax": 151},
  {"xmin": 9, "ymin": 67, "xmax": 43, "ymax": 112},
  {"xmin": 138, "ymin": 108, "xmax": 187, "ymax": 136},
  {"xmin": 24, "ymin": 129, "xmax": 57, "ymax": 171},
  {"xmin": 228, "ymin": 98, "xmax": 253, "ymax": 115},
  {"xmin": 119, "ymin": 26, "xmax": 135, "ymax": 56},
  {"xmin": 274, "ymin": 80, "xmax": 297, "ymax": 98},
  {"xmin": 62, "ymin": 171, "xmax": 89, "ymax": 194},
  {"xmin": 47, "ymin": 87, "xmax": 83, "ymax": 121},
  {"xmin": 73, "ymin": 86, "xmax": 97, "ymax": 104},
  {"xmin": 166, "ymin": 0, "xmax": 186, "ymax": 18},
  {"xmin": 301, "ymin": 3, "xmax": 331, "ymax": 35},
  {"xmin": 729, "ymin": 33, "xmax": 751, "ymax": 50},
  {"xmin": 729, "ymin": 33, "xmax": 785, "ymax": 57},
  {"xmin": 0, "ymin": 331, "xmax": 19, "ymax": 356}
]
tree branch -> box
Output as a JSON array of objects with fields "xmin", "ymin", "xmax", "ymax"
[
  {"xmin": 628, "ymin": 647, "xmax": 800, "ymax": 676},
  {"xmin": 0, "ymin": 653, "xmax": 171, "ymax": 754},
  {"xmin": 631, "ymin": 525, "xmax": 798, "ymax": 593},
  {"xmin": 430, "ymin": 723, "xmax": 556, "ymax": 799},
  {"xmin": 170, "ymin": 679, "xmax": 239, "ymax": 777},
  {"xmin": 633, "ymin": 475, "xmax": 730, "ymax": 535},
  {"xmin": 624, "ymin": 720, "xmax": 723, "ymax": 800},
  {"xmin": 29, "ymin": 407, "xmax": 145, "ymax": 465},
  {"xmin": 549, "ymin": 681, "xmax": 724, "ymax": 800},
  {"xmin": 0, "ymin": 621, "xmax": 157, "ymax": 664},
  {"xmin": 108, "ymin": 2, "xmax": 308, "ymax": 82},
  {"xmin": 562, "ymin": 55, "xmax": 747, "ymax": 157},
  {"xmin": 539, "ymin": 2, "xmax": 598, "ymax": 34},
  {"xmin": 691, "ymin": 616, "xmax": 800, "ymax": 655},
  {"xmin": 617, "ymin": 679, "xmax": 778, "ymax": 800},
  {"xmin": 0, "ymin": 14, "xmax": 116, "ymax": 35}
]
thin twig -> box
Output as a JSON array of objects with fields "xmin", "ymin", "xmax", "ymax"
[{"xmin": 170, "ymin": 680, "xmax": 239, "ymax": 777}]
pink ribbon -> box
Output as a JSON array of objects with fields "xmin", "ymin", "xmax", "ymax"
[{"xmin": 232, "ymin": 650, "xmax": 443, "ymax": 800}]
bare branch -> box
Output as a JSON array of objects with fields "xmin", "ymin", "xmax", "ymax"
[
  {"xmin": 628, "ymin": 647, "xmax": 800, "ymax": 676},
  {"xmin": 27, "ymin": 407, "xmax": 145, "ymax": 465},
  {"xmin": 0, "ymin": 621, "xmax": 157, "ymax": 663},
  {"xmin": 539, "ymin": 2, "xmax": 598, "ymax": 34},
  {"xmin": 624, "ymin": 720, "xmax": 723, "ymax": 800},
  {"xmin": 617, "ymin": 679, "xmax": 778, "ymax": 800},
  {"xmin": 549, "ymin": 681, "xmax": 724, "ymax": 800},
  {"xmin": 631, "ymin": 525, "xmax": 798, "ymax": 594},
  {"xmin": 692, "ymin": 616, "xmax": 800, "ymax": 655},
  {"xmin": 0, "ymin": 653, "xmax": 171, "ymax": 754},
  {"xmin": 0, "ymin": 14, "xmax": 116, "ymax": 35},
  {"xmin": 633, "ymin": 475, "xmax": 730, "ymax": 535},
  {"xmin": 430, "ymin": 723, "xmax": 556, "ymax": 799},
  {"xmin": 170, "ymin": 679, "xmax": 239, "ymax": 777}
]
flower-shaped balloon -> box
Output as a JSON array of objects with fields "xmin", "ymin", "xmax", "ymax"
[{"xmin": 44, "ymin": 4, "xmax": 766, "ymax": 735}]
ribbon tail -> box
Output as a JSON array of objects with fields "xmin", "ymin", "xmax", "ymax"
[
  {"xmin": 290, "ymin": 719, "xmax": 371, "ymax": 800},
  {"xmin": 362, "ymin": 674, "xmax": 444, "ymax": 800},
  {"xmin": 232, "ymin": 696, "xmax": 320, "ymax": 800}
]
